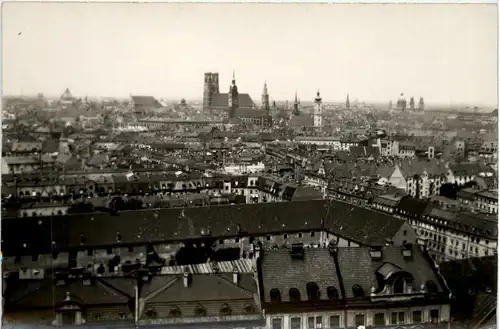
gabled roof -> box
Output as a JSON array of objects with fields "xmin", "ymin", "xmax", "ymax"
[
  {"xmin": 130, "ymin": 95, "xmax": 161, "ymax": 108},
  {"xmin": 211, "ymin": 93, "xmax": 255, "ymax": 108}
]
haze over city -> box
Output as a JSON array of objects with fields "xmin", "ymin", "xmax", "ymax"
[{"xmin": 3, "ymin": 2, "xmax": 497, "ymax": 107}]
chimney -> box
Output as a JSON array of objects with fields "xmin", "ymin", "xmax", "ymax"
[
  {"xmin": 232, "ymin": 267, "xmax": 239, "ymax": 284},
  {"xmin": 183, "ymin": 268, "xmax": 190, "ymax": 288},
  {"xmin": 327, "ymin": 240, "xmax": 338, "ymax": 255},
  {"xmin": 385, "ymin": 238, "xmax": 393, "ymax": 246}
]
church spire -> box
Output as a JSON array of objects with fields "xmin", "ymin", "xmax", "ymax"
[
  {"xmin": 346, "ymin": 93, "xmax": 350, "ymax": 109},
  {"xmin": 232, "ymin": 70, "xmax": 235, "ymax": 84}
]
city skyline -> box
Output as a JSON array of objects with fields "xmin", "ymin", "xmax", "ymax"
[{"xmin": 3, "ymin": 3, "xmax": 498, "ymax": 107}]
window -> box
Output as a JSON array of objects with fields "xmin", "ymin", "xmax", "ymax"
[
  {"xmin": 306, "ymin": 282, "xmax": 320, "ymax": 301},
  {"xmin": 283, "ymin": 234, "xmax": 288, "ymax": 239},
  {"xmin": 272, "ymin": 318, "xmax": 283, "ymax": 329},
  {"xmin": 270, "ymin": 288, "xmax": 281, "ymax": 302},
  {"xmin": 118, "ymin": 312, "xmax": 126, "ymax": 320},
  {"xmin": 298, "ymin": 233, "xmax": 303, "ymax": 238},
  {"xmin": 220, "ymin": 304, "xmax": 232, "ymax": 316},
  {"xmin": 194, "ymin": 305, "xmax": 206, "ymax": 317},
  {"xmin": 289, "ymin": 288, "xmax": 301, "ymax": 302},
  {"xmin": 307, "ymin": 317, "xmax": 315, "ymax": 329},
  {"xmin": 145, "ymin": 309, "xmax": 156, "ymax": 319},
  {"xmin": 327, "ymin": 286, "xmax": 339, "ymax": 299},
  {"xmin": 329, "ymin": 315, "xmax": 340, "ymax": 328},
  {"xmin": 412, "ymin": 310, "xmax": 422, "ymax": 323},
  {"xmin": 374, "ymin": 313, "xmax": 385, "ymax": 325},
  {"xmin": 169, "ymin": 308, "xmax": 181, "ymax": 318},
  {"xmin": 354, "ymin": 314, "xmax": 365, "ymax": 327},
  {"xmin": 393, "ymin": 277, "xmax": 404, "ymax": 293},
  {"xmin": 266, "ymin": 236, "xmax": 271, "ymax": 241},
  {"xmin": 391, "ymin": 312, "xmax": 400, "ymax": 324},
  {"xmin": 403, "ymin": 230, "xmax": 407, "ymax": 236},
  {"xmin": 311, "ymin": 232, "xmax": 315, "ymax": 237},
  {"xmin": 352, "ymin": 284, "xmax": 364, "ymax": 297},
  {"xmin": 290, "ymin": 317, "xmax": 302, "ymax": 329},
  {"xmin": 430, "ymin": 309, "xmax": 440, "ymax": 324}
]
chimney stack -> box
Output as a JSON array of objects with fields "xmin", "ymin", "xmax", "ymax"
[
  {"xmin": 232, "ymin": 267, "xmax": 239, "ymax": 284},
  {"xmin": 183, "ymin": 268, "xmax": 190, "ymax": 288}
]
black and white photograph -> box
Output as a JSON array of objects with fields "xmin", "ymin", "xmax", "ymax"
[{"xmin": 1, "ymin": 2, "xmax": 498, "ymax": 329}]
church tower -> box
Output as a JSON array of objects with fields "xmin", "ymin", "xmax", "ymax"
[
  {"xmin": 211, "ymin": 73, "xmax": 219, "ymax": 94},
  {"xmin": 292, "ymin": 92, "xmax": 300, "ymax": 116},
  {"xmin": 228, "ymin": 71, "xmax": 239, "ymax": 118},
  {"xmin": 314, "ymin": 90, "xmax": 323, "ymax": 129},
  {"xmin": 261, "ymin": 82, "xmax": 270, "ymax": 114},
  {"xmin": 418, "ymin": 97, "xmax": 425, "ymax": 111},
  {"xmin": 203, "ymin": 73, "xmax": 213, "ymax": 111},
  {"xmin": 346, "ymin": 93, "xmax": 350, "ymax": 110},
  {"xmin": 409, "ymin": 97, "xmax": 415, "ymax": 111}
]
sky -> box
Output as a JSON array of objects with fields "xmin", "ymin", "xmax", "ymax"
[{"xmin": 2, "ymin": 3, "xmax": 498, "ymax": 107}]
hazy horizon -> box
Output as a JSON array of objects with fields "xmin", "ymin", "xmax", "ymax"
[{"xmin": 3, "ymin": 3, "xmax": 498, "ymax": 107}]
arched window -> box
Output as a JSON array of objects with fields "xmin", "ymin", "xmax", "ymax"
[
  {"xmin": 270, "ymin": 288, "xmax": 281, "ymax": 302},
  {"xmin": 327, "ymin": 286, "xmax": 339, "ymax": 300},
  {"xmin": 194, "ymin": 304, "xmax": 206, "ymax": 317},
  {"xmin": 220, "ymin": 303, "xmax": 232, "ymax": 316},
  {"xmin": 393, "ymin": 276, "xmax": 404, "ymax": 294},
  {"xmin": 289, "ymin": 288, "xmax": 301, "ymax": 302},
  {"xmin": 243, "ymin": 303, "xmax": 255, "ymax": 314},
  {"xmin": 145, "ymin": 308, "xmax": 157, "ymax": 319},
  {"xmin": 169, "ymin": 307, "xmax": 181, "ymax": 318},
  {"xmin": 306, "ymin": 282, "xmax": 320, "ymax": 301},
  {"xmin": 352, "ymin": 284, "xmax": 365, "ymax": 298}
]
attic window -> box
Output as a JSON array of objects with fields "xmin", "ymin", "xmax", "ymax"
[
  {"xmin": 425, "ymin": 280, "xmax": 438, "ymax": 294},
  {"xmin": 145, "ymin": 308, "xmax": 157, "ymax": 319},
  {"xmin": 220, "ymin": 303, "xmax": 232, "ymax": 316},
  {"xmin": 327, "ymin": 286, "xmax": 339, "ymax": 300},
  {"xmin": 270, "ymin": 288, "xmax": 282, "ymax": 302},
  {"xmin": 306, "ymin": 282, "xmax": 320, "ymax": 301},
  {"xmin": 352, "ymin": 284, "xmax": 365, "ymax": 298},
  {"xmin": 194, "ymin": 305, "xmax": 206, "ymax": 317},
  {"xmin": 169, "ymin": 307, "xmax": 181, "ymax": 318},
  {"xmin": 244, "ymin": 303, "xmax": 255, "ymax": 314},
  {"xmin": 289, "ymin": 288, "xmax": 301, "ymax": 302}
]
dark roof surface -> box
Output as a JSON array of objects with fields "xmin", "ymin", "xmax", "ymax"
[
  {"xmin": 211, "ymin": 93, "xmax": 255, "ymax": 108},
  {"xmin": 260, "ymin": 248, "xmax": 341, "ymax": 302},
  {"xmin": 336, "ymin": 245, "xmax": 444, "ymax": 298}
]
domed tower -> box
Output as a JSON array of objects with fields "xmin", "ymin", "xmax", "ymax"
[
  {"xmin": 418, "ymin": 97, "xmax": 425, "ymax": 111},
  {"xmin": 228, "ymin": 71, "xmax": 239, "ymax": 118},
  {"xmin": 314, "ymin": 90, "xmax": 323, "ymax": 129}
]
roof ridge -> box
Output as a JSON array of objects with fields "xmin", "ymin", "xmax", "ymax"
[{"xmin": 216, "ymin": 273, "xmax": 256, "ymax": 297}]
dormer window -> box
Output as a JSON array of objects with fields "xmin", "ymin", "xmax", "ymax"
[
  {"xmin": 194, "ymin": 304, "xmax": 206, "ymax": 317},
  {"xmin": 169, "ymin": 307, "xmax": 181, "ymax": 318},
  {"xmin": 306, "ymin": 282, "xmax": 320, "ymax": 301},
  {"xmin": 326, "ymin": 286, "xmax": 339, "ymax": 300},
  {"xmin": 220, "ymin": 303, "xmax": 232, "ymax": 316},
  {"xmin": 145, "ymin": 308, "xmax": 157, "ymax": 319},
  {"xmin": 270, "ymin": 288, "xmax": 281, "ymax": 302},
  {"xmin": 289, "ymin": 288, "xmax": 301, "ymax": 302},
  {"xmin": 352, "ymin": 284, "xmax": 365, "ymax": 298}
]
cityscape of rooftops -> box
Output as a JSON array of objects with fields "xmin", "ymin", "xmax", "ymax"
[{"xmin": 1, "ymin": 3, "xmax": 498, "ymax": 329}]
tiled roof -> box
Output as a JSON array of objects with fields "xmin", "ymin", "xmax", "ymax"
[
  {"xmin": 289, "ymin": 113, "xmax": 313, "ymax": 128},
  {"xmin": 323, "ymin": 200, "xmax": 407, "ymax": 246},
  {"xmin": 336, "ymin": 245, "xmax": 444, "ymax": 298},
  {"xmin": 260, "ymin": 248, "xmax": 341, "ymax": 302},
  {"xmin": 131, "ymin": 96, "xmax": 161, "ymax": 107},
  {"xmin": 160, "ymin": 259, "xmax": 254, "ymax": 275},
  {"xmin": 211, "ymin": 93, "xmax": 255, "ymax": 108},
  {"xmin": 234, "ymin": 107, "xmax": 268, "ymax": 119}
]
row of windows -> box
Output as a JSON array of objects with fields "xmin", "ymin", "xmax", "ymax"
[
  {"xmin": 272, "ymin": 309, "xmax": 440, "ymax": 329},
  {"xmin": 144, "ymin": 303, "xmax": 254, "ymax": 318}
]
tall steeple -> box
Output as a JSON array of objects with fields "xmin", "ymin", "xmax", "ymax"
[
  {"xmin": 293, "ymin": 92, "xmax": 300, "ymax": 116},
  {"xmin": 314, "ymin": 89, "xmax": 323, "ymax": 130},
  {"xmin": 346, "ymin": 93, "xmax": 350, "ymax": 109},
  {"xmin": 261, "ymin": 81, "xmax": 270, "ymax": 114},
  {"xmin": 228, "ymin": 71, "xmax": 239, "ymax": 118}
]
